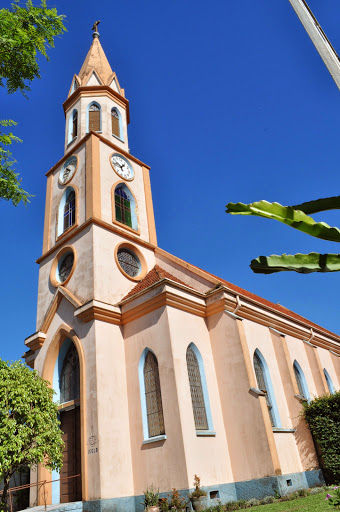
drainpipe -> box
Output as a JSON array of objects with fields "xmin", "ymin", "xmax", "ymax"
[{"xmin": 232, "ymin": 295, "xmax": 242, "ymax": 315}]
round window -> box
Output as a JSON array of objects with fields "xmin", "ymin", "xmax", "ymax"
[
  {"xmin": 117, "ymin": 248, "xmax": 141, "ymax": 278},
  {"xmin": 58, "ymin": 251, "xmax": 74, "ymax": 283}
]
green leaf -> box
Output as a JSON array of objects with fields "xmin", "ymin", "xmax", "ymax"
[
  {"xmin": 226, "ymin": 200, "xmax": 340, "ymax": 242},
  {"xmin": 292, "ymin": 196, "xmax": 340, "ymax": 214},
  {"xmin": 250, "ymin": 252, "xmax": 340, "ymax": 273}
]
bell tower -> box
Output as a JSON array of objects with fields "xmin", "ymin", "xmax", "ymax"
[{"xmin": 33, "ymin": 28, "xmax": 158, "ymax": 332}]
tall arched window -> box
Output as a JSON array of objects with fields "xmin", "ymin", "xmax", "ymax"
[
  {"xmin": 254, "ymin": 350, "xmax": 281, "ymax": 427},
  {"xmin": 111, "ymin": 108, "xmax": 121, "ymax": 138},
  {"xmin": 138, "ymin": 349, "xmax": 165, "ymax": 441},
  {"xmin": 293, "ymin": 360, "xmax": 310, "ymax": 401},
  {"xmin": 72, "ymin": 110, "xmax": 78, "ymax": 139},
  {"xmin": 324, "ymin": 368, "xmax": 335, "ymax": 394},
  {"xmin": 186, "ymin": 345, "xmax": 209, "ymax": 430},
  {"xmin": 115, "ymin": 186, "xmax": 132, "ymax": 228},
  {"xmin": 57, "ymin": 187, "xmax": 76, "ymax": 238},
  {"xmin": 88, "ymin": 102, "xmax": 101, "ymax": 132},
  {"xmin": 64, "ymin": 189, "xmax": 75, "ymax": 232},
  {"xmin": 143, "ymin": 351, "xmax": 165, "ymax": 438},
  {"xmin": 60, "ymin": 343, "xmax": 80, "ymax": 404}
]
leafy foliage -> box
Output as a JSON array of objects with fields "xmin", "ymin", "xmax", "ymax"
[
  {"xmin": 303, "ymin": 391, "xmax": 340, "ymax": 484},
  {"xmin": 0, "ymin": 359, "xmax": 63, "ymax": 511},
  {"xmin": 0, "ymin": 120, "xmax": 31, "ymax": 206},
  {"xmin": 0, "ymin": 0, "xmax": 66, "ymax": 95},
  {"xmin": 0, "ymin": 0, "xmax": 66, "ymax": 206},
  {"xmin": 226, "ymin": 197, "xmax": 340, "ymax": 273},
  {"xmin": 250, "ymin": 253, "xmax": 340, "ymax": 274}
]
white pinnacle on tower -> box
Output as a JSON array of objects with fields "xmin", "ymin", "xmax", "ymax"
[{"xmin": 289, "ymin": 0, "xmax": 340, "ymax": 90}]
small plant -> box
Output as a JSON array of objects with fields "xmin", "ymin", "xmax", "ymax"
[
  {"xmin": 326, "ymin": 486, "xmax": 340, "ymax": 509},
  {"xmin": 190, "ymin": 475, "xmax": 207, "ymax": 499},
  {"xmin": 159, "ymin": 498, "xmax": 169, "ymax": 512},
  {"xmin": 247, "ymin": 498, "xmax": 260, "ymax": 507},
  {"xmin": 168, "ymin": 488, "xmax": 187, "ymax": 510},
  {"xmin": 259, "ymin": 496, "xmax": 274, "ymax": 505},
  {"xmin": 310, "ymin": 487, "xmax": 324, "ymax": 495},
  {"xmin": 273, "ymin": 489, "xmax": 281, "ymax": 499},
  {"xmin": 142, "ymin": 487, "xmax": 160, "ymax": 509}
]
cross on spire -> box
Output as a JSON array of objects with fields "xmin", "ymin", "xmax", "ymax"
[{"xmin": 92, "ymin": 20, "xmax": 100, "ymax": 38}]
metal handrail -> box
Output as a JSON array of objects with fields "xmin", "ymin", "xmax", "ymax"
[{"xmin": 0, "ymin": 474, "xmax": 81, "ymax": 512}]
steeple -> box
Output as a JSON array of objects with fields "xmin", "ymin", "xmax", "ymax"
[{"xmin": 78, "ymin": 37, "xmax": 114, "ymax": 87}]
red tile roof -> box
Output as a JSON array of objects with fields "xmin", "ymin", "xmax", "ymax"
[
  {"xmin": 188, "ymin": 263, "xmax": 340, "ymax": 340},
  {"xmin": 122, "ymin": 261, "xmax": 339, "ymax": 341},
  {"xmin": 122, "ymin": 265, "xmax": 192, "ymax": 300}
]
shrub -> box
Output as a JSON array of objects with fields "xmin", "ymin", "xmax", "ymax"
[
  {"xmin": 303, "ymin": 391, "xmax": 340, "ymax": 483},
  {"xmin": 247, "ymin": 498, "xmax": 260, "ymax": 507},
  {"xmin": 259, "ymin": 496, "xmax": 275, "ymax": 504},
  {"xmin": 310, "ymin": 487, "xmax": 324, "ymax": 495}
]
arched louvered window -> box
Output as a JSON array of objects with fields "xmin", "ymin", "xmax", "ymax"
[
  {"xmin": 253, "ymin": 350, "xmax": 281, "ymax": 427},
  {"xmin": 186, "ymin": 346, "xmax": 209, "ymax": 430},
  {"xmin": 324, "ymin": 369, "xmax": 335, "ymax": 394},
  {"xmin": 143, "ymin": 351, "xmax": 165, "ymax": 438},
  {"xmin": 72, "ymin": 110, "xmax": 78, "ymax": 139},
  {"xmin": 115, "ymin": 186, "xmax": 132, "ymax": 228},
  {"xmin": 111, "ymin": 108, "xmax": 120, "ymax": 138},
  {"xmin": 293, "ymin": 360, "xmax": 310, "ymax": 401},
  {"xmin": 88, "ymin": 103, "xmax": 101, "ymax": 132},
  {"xmin": 60, "ymin": 343, "xmax": 80, "ymax": 404},
  {"xmin": 63, "ymin": 189, "xmax": 76, "ymax": 232}
]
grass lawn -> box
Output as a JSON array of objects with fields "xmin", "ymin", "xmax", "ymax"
[{"xmin": 250, "ymin": 492, "xmax": 331, "ymax": 512}]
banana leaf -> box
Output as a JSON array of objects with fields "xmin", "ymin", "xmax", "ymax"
[
  {"xmin": 250, "ymin": 253, "xmax": 340, "ymax": 273},
  {"xmin": 226, "ymin": 200, "xmax": 340, "ymax": 242},
  {"xmin": 292, "ymin": 196, "xmax": 340, "ymax": 214}
]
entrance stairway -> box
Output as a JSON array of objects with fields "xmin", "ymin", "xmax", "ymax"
[{"xmin": 19, "ymin": 502, "xmax": 83, "ymax": 512}]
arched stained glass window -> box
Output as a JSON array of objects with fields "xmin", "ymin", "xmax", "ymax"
[
  {"xmin": 111, "ymin": 108, "xmax": 120, "ymax": 138},
  {"xmin": 186, "ymin": 347, "xmax": 208, "ymax": 430},
  {"xmin": 88, "ymin": 103, "xmax": 101, "ymax": 132},
  {"xmin": 254, "ymin": 351, "xmax": 275, "ymax": 427},
  {"xmin": 60, "ymin": 343, "xmax": 80, "ymax": 404},
  {"xmin": 143, "ymin": 351, "xmax": 165, "ymax": 438},
  {"xmin": 115, "ymin": 186, "xmax": 132, "ymax": 228},
  {"xmin": 64, "ymin": 189, "xmax": 76, "ymax": 232}
]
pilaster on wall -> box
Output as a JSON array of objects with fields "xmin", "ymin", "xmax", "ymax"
[
  {"xmin": 86, "ymin": 134, "xmax": 101, "ymax": 221},
  {"xmin": 42, "ymin": 174, "xmax": 53, "ymax": 253},
  {"xmin": 142, "ymin": 166, "xmax": 157, "ymax": 246},
  {"xmin": 303, "ymin": 343, "xmax": 328, "ymax": 396},
  {"xmin": 270, "ymin": 330, "xmax": 319, "ymax": 471},
  {"xmin": 208, "ymin": 311, "xmax": 279, "ymax": 482},
  {"xmin": 236, "ymin": 318, "xmax": 281, "ymax": 476}
]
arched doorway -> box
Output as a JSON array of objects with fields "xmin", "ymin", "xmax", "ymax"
[{"xmin": 54, "ymin": 340, "xmax": 82, "ymax": 503}]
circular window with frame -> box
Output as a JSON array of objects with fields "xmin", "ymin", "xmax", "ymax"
[
  {"xmin": 50, "ymin": 246, "xmax": 77, "ymax": 287},
  {"xmin": 115, "ymin": 243, "xmax": 147, "ymax": 281}
]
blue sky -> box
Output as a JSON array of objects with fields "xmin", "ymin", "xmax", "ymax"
[{"xmin": 1, "ymin": 0, "xmax": 340, "ymax": 362}]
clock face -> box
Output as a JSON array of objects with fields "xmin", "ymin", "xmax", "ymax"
[
  {"xmin": 110, "ymin": 154, "xmax": 134, "ymax": 181},
  {"xmin": 59, "ymin": 156, "xmax": 78, "ymax": 185}
]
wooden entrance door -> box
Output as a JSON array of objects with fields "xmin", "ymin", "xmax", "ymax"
[{"xmin": 60, "ymin": 407, "xmax": 82, "ymax": 503}]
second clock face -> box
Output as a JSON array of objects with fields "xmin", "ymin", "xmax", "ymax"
[
  {"xmin": 110, "ymin": 154, "xmax": 134, "ymax": 181},
  {"xmin": 59, "ymin": 156, "xmax": 78, "ymax": 185}
]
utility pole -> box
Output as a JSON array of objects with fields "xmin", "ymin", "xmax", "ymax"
[{"xmin": 289, "ymin": 0, "xmax": 340, "ymax": 90}]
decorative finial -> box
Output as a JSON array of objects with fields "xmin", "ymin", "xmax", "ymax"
[{"xmin": 92, "ymin": 20, "xmax": 100, "ymax": 38}]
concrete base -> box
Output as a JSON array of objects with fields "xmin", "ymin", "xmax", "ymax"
[{"xmin": 22, "ymin": 470, "xmax": 324, "ymax": 512}]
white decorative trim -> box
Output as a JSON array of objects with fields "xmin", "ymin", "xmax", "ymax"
[
  {"xmin": 196, "ymin": 430, "xmax": 216, "ymax": 437},
  {"xmin": 142, "ymin": 435, "xmax": 167, "ymax": 445}
]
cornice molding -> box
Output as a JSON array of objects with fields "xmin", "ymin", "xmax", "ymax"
[
  {"xmin": 74, "ymin": 300, "xmax": 121, "ymax": 325},
  {"xmin": 36, "ymin": 217, "xmax": 156, "ymax": 265},
  {"xmin": 45, "ymin": 132, "xmax": 150, "ymax": 179},
  {"xmin": 63, "ymin": 85, "xmax": 130, "ymax": 123}
]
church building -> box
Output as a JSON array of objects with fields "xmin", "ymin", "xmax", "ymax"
[{"xmin": 24, "ymin": 26, "xmax": 340, "ymax": 512}]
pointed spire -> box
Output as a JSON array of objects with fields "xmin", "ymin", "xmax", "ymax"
[{"xmin": 78, "ymin": 36, "xmax": 114, "ymax": 87}]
